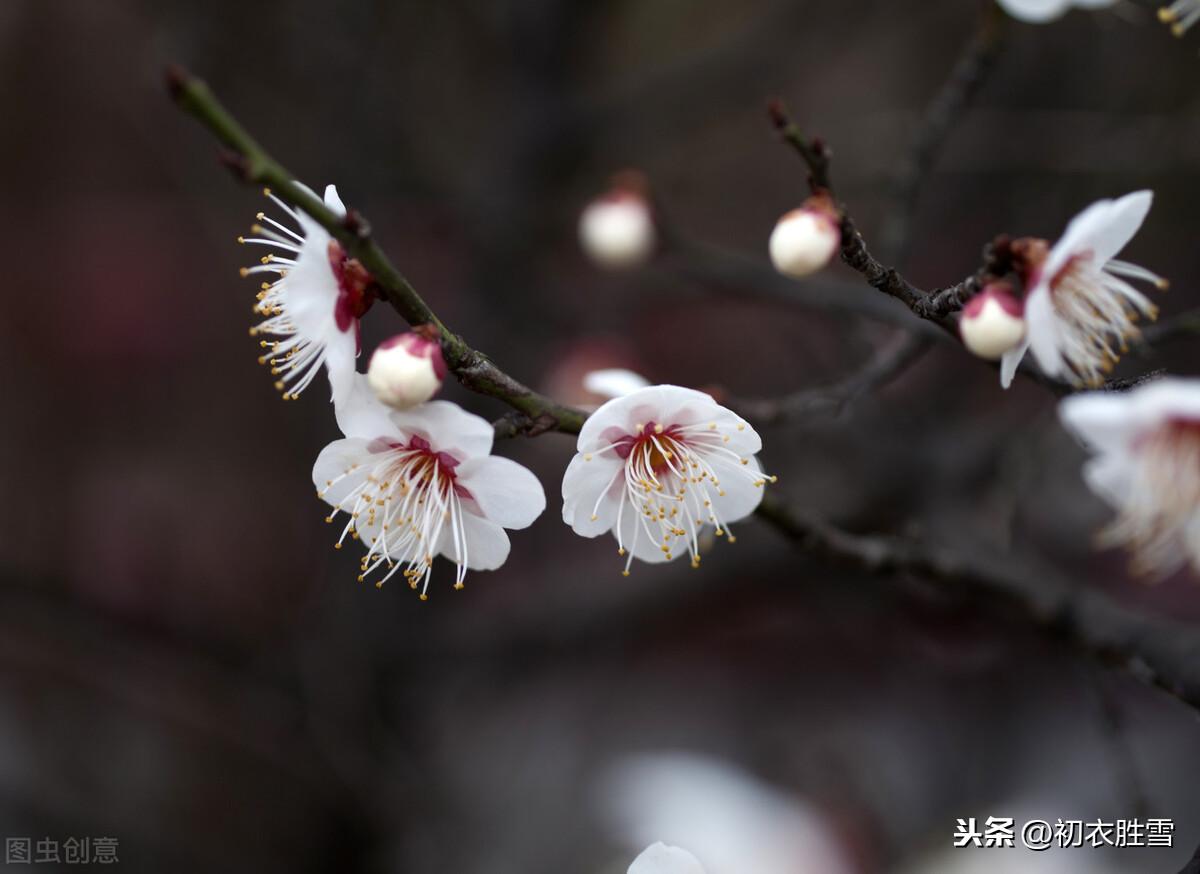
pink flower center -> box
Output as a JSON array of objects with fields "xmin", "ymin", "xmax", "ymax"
[
  {"xmin": 610, "ymin": 420, "xmax": 685, "ymax": 471},
  {"xmin": 328, "ymin": 240, "xmax": 378, "ymax": 335},
  {"xmin": 367, "ymin": 435, "xmax": 472, "ymax": 499}
]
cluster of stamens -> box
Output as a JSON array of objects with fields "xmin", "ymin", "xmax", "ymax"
[
  {"xmin": 1048, "ymin": 254, "xmax": 1165, "ymax": 387},
  {"xmin": 318, "ymin": 439, "xmax": 470, "ymax": 599},
  {"xmin": 239, "ymin": 188, "xmax": 375, "ymax": 400},
  {"xmin": 1159, "ymin": 1, "xmax": 1200, "ymax": 36},
  {"xmin": 584, "ymin": 420, "xmax": 775, "ymax": 575}
]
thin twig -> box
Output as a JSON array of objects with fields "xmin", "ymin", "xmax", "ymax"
[
  {"xmin": 737, "ymin": 334, "xmax": 930, "ymax": 425},
  {"xmin": 880, "ymin": 3, "xmax": 1007, "ymax": 264},
  {"xmin": 167, "ymin": 66, "xmax": 587, "ymax": 437},
  {"xmin": 756, "ymin": 494, "xmax": 1200, "ymax": 717}
]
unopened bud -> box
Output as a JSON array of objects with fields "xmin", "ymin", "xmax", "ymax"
[
  {"xmin": 579, "ymin": 175, "xmax": 656, "ymax": 269},
  {"xmin": 366, "ymin": 332, "xmax": 447, "ymax": 410},
  {"xmin": 959, "ymin": 283, "xmax": 1026, "ymax": 360},
  {"xmin": 768, "ymin": 196, "xmax": 840, "ymax": 279}
]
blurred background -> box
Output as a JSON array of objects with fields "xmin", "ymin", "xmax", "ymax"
[{"xmin": 0, "ymin": 0, "xmax": 1199, "ymax": 871}]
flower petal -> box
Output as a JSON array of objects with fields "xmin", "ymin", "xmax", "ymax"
[
  {"xmin": 561, "ymin": 453, "xmax": 624, "ymax": 536},
  {"xmin": 1059, "ymin": 390, "xmax": 1139, "ymax": 454},
  {"xmin": 1083, "ymin": 452, "xmax": 1134, "ymax": 509},
  {"xmin": 584, "ymin": 368, "xmax": 652, "ymax": 400},
  {"xmin": 578, "ymin": 385, "xmax": 743, "ymax": 452},
  {"xmin": 389, "ymin": 400, "xmax": 495, "ymax": 460},
  {"xmin": 707, "ymin": 456, "xmax": 767, "ymax": 524},
  {"xmin": 439, "ymin": 511, "xmax": 511, "ymax": 571},
  {"xmin": 313, "ymin": 437, "xmax": 375, "ymax": 507},
  {"xmin": 999, "ymin": 337, "xmax": 1030, "ymax": 389},
  {"xmin": 1022, "ymin": 283, "xmax": 1065, "ymax": 379},
  {"xmin": 997, "ymin": 0, "xmax": 1070, "ymax": 22},
  {"xmin": 628, "ymin": 843, "xmax": 707, "ymax": 874},
  {"xmin": 455, "ymin": 455, "xmax": 547, "ymax": 529},
  {"xmin": 1046, "ymin": 191, "xmax": 1152, "ymax": 280},
  {"xmin": 335, "ymin": 373, "xmax": 402, "ymax": 440},
  {"xmin": 324, "ymin": 184, "xmax": 347, "ymax": 216}
]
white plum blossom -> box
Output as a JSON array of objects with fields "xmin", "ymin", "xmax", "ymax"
[
  {"xmin": 997, "ymin": 0, "xmax": 1117, "ymax": 24},
  {"xmin": 1160, "ymin": 0, "xmax": 1200, "ymax": 35},
  {"xmin": 583, "ymin": 368, "xmax": 651, "ymax": 401},
  {"xmin": 1000, "ymin": 190, "xmax": 1166, "ymax": 389},
  {"xmin": 242, "ymin": 184, "xmax": 376, "ymax": 403},
  {"xmin": 768, "ymin": 195, "xmax": 840, "ymax": 279},
  {"xmin": 367, "ymin": 330, "xmax": 447, "ymax": 411},
  {"xmin": 314, "ymin": 375, "xmax": 546, "ymax": 598},
  {"xmin": 562, "ymin": 386, "xmax": 773, "ymax": 574},
  {"xmin": 1060, "ymin": 378, "xmax": 1200, "ymax": 578},
  {"xmin": 580, "ymin": 181, "xmax": 656, "ymax": 269},
  {"xmin": 959, "ymin": 283, "xmax": 1026, "ymax": 361},
  {"xmin": 601, "ymin": 753, "xmax": 853, "ymax": 874},
  {"xmin": 628, "ymin": 843, "xmax": 707, "ymax": 874}
]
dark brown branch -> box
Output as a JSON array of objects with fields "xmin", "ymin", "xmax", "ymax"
[
  {"xmin": 755, "ymin": 494, "xmax": 1200, "ymax": 718},
  {"xmin": 167, "ymin": 66, "xmax": 586, "ymax": 437}
]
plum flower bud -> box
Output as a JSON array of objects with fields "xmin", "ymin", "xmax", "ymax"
[
  {"xmin": 768, "ymin": 195, "xmax": 840, "ymax": 279},
  {"xmin": 366, "ymin": 329, "xmax": 447, "ymax": 411},
  {"xmin": 959, "ymin": 283, "xmax": 1026, "ymax": 361},
  {"xmin": 579, "ymin": 173, "xmax": 656, "ymax": 269}
]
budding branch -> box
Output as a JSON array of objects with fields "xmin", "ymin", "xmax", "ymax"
[
  {"xmin": 168, "ymin": 53, "xmax": 1200, "ymax": 720},
  {"xmin": 166, "ymin": 65, "xmax": 587, "ymax": 438}
]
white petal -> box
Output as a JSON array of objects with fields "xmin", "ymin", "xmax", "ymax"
[
  {"xmin": 312, "ymin": 437, "xmax": 375, "ymax": 507},
  {"xmin": 1126, "ymin": 377, "xmax": 1200, "ymax": 426},
  {"xmin": 628, "ymin": 843, "xmax": 706, "ymax": 874},
  {"xmin": 440, "ymin": 511, "xmax": 511, "ymax": 571},
  {"xmin": 1022, "ymin": 284, "xmax": 1065, "ymax": 379},
  {"xmin": 324, "ymin": 184, "xmax": 347, "ymax": 217},
  {"xmin": 282, "ymin": 214, "xmax": 341, "ymax": 340},
  {"xmin": 561, "ymin": 453, "xmax": 624, "ymax": 537},
  {"xmin": 389, "ymin": 400, "xmax": 494, "ymax": 460},
  {"xmin": 999, "ymin": 337, "xmax": 1030, "ymax": 389},
  {"xmin": 707, "ymin": 456, "xmax": 767, "ymax": 523},
  {"xmin": 1047, "ymin": 191, "xmax": 1152, "ymax": 280},
  {"xmin": 335, "ymin": 372, "xmax": 402, "ymax": 440},
  {"xmin": 584, "ymin": 368, "xmax": 652, "ymax": 400},
  {"xmin": 997, "ymin": 0, "xmax": 1070, "ymax": 22},
  {"xmin": 1083, "ymin": 452, "xmax": 1134, "ymax": 508},
  {"xmin": 1058, "ymin": 391, "xmax": 1139, "ymax": 453},
  {"xmin": 578, "ymin": 386, "xmax": 732, "ymax": 452},
  {"xmin": 324, "ymin": 329, "xmax": 359, "ymax": 407},
  {"xmin": 455, "ymin": 455, "xmax": 546, "ymax": 529}
]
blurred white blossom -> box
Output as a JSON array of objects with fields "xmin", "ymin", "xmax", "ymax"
[
  {"xmin": 1060, "ymin": 377, "xmax": 1200, "ymax": 577},
  {"xmin": 580, "ymin": 179, "xmax": 656, "ymax": 269},
  {"xmin": 996, "ymin": 0, "xmax": 1116, "ymax": 24},
  {"xmin": 1001, "ymin": 191, "xmax": 1164, "ymax": 389},
  {"xmin": 600, "ymin": 753, "xmax": 853, "ymax": 874},
  {"xmin": 628, "ymin": 843, "xmax": 707, "ymax": 874}
]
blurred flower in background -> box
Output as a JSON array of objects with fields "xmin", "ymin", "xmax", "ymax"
[{"xmin": 600, "ymin": 752, "xmax": 854, "ymax": 874}]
